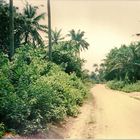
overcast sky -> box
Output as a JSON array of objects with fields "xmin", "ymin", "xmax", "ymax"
[{"xmin": 12, "ymin": 0, "xmax": 140, "ymax": 71}]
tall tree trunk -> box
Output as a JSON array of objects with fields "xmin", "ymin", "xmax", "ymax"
[
  {"xmin": 9, "ymin": 0, "xmax": 14, "ymax": 60},
  {"xmin": 25, "ymin": 32, "xmax": 29, "ymax": 44},
  {"xmin": 47, "ymin": 0, "xmax": 52, "ymax": 61}
]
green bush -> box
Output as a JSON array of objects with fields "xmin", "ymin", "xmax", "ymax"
[
  {"xmin": 0, "ymin": 92, "xmax": 29, "ymax": 131},
  {"xmin": 0, "ymin": 123, "xmax": 5, "ymax": 138},
  {"xmin": 0, "ymin": 71, "xmax": 14, "ymax": 94},
  {"xmin": 107, "ymin": 80, "xmax": 140, "ymax": 93},
  {"xmin": 0, "ymin": 53, "xmax": 13, "ymax": 94},
  {"xmin": 0, "ymin": 46, "xmax": 88, "ymax": 134},
  {"xmin": 107, "ymin": 80, "xmax": 125, "ymax": 90},
  {"xmin": 28, "ymin": 76, "xmax": 67, "ymax": 122},
  {"xmin": 52, "ymin": 42, "xmax": 85, "ymax": 78},
  {"xmin": 122, "ymin": 81, "xmax": 140, "ymax": 93}
]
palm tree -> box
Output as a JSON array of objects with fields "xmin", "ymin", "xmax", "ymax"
[
  {"xmin": 68, "ymin": 29, "xmax": 89, "ymax": 55},
  {"xmin": 51, "ymin": 28, "xmax": 64, "ymax": 44},
  {"xmin": 47, "ymin": 0, "xmax": 52, "ymax": 60},
  {"xmin": 22, "ymin": 3, "xmax": 47, "ymax": 46},
  {"xmin": 9, "ymin": 0, "xmax": 14, "ymax": 60}
]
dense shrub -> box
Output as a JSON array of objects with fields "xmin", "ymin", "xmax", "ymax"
[
  {"xmin": 107, "ymin": 80, "xmax": 140, "ymax": 93},
  {"xmin": 0, "ymin": 123, "xmax": 5, "ymax": 138},
  {"xmin": 44, "ymin": 71, "xmax": 87, "ymax": 115},
  {"xmin": 122, "ymin": 81, "xmax": 140, "ymax": 93},
  {"xmin": 0, "ymin": 92, "xmax": 29, "ymax": 130},
  {"xmin": 0, "ymin": 46, "xmax": 88, "ymax": 134},
  {"xmin": 107, "ymin": 80, "xmax": 125, "ymax": 90},
  {"xmin": 52, "ymin": 42, "xmax": 85, "ymax": 78}
]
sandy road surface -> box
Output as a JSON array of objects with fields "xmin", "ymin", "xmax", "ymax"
[
  {"xmin": 66, "ymin": 84, "xmax": 140, "ymax": 139},
  {"xmin": 92, "ymin": 84, "xmax": 140, "ymax": 139}
]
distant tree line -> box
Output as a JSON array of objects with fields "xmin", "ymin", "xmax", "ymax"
[{"xmin": 91, "ymin": 42, "xmax": 140, "ymax": 84}]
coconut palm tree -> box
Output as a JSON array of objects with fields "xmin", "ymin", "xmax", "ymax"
[
  {"xmin": 22, "ymin": 3, "xmax": 47, "ymax": 46},
  {"xmin": 9, "ymin": 0, "xmax": 14, "ymax": 60},
  {"xmin": 51, "ymin": 29, "xmax": 64, "ymax": 44},
  {"xmin": 68, "ymin": 29, "xmax": 89, "ymax": 55},
  {"xmin": 46, "ymin": 28, "xmax": 64, "ymax": 45}
]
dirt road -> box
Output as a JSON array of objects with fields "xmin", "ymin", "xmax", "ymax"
[
  {"xmin": 66, "ymin": 84, "xmax": 140, "ymax": 139},
  {"xmin": 92, "ymin": 84, "xmax": 140, "ymax": 139}
]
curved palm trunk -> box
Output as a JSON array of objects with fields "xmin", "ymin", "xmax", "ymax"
[
  {"xmin": 47, "ymin": 0, "xmax": 52, "ymax": 61},
  {"xmin": 9, "ymin": 0, "xmax": 14, "ymax": 60}
]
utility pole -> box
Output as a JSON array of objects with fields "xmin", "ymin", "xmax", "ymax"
[
  {"xmin": 47, "ymin": 0, "xmax": 52, "ymax": 61},
  {"xmin": 9, "ymin": 0, "xmax": 14, "ymax": 60}
]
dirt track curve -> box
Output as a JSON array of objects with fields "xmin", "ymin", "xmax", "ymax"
[{"xmin": 66, "ymin": 84, "xmax": 140, "ymax": 139}]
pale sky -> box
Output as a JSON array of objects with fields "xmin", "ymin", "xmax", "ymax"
[{"xmin": 12, "ymin": 0, "xmax": 140, "ymax": 71}]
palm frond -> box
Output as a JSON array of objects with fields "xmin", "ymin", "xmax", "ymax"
[{"xmin": 34, "ymin": 13, "xmax": 45, "ymax": 21}]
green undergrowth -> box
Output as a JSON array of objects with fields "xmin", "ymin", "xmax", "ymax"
[
  {"xmin": 0, "ymin": 46, "xmax": 88, "ymax": 136},
  {"xmin": 107, "ymin": 80, "xmax": 140, "ymax": 93},
  {"xmin": 0, "ymin": 123, "xmax": 5, "ymax": 138}
]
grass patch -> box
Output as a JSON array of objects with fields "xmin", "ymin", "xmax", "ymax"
[
  {"xmin": 122, "ymin": 81, "xmax": 140, "ymax": 93},
  {"xmin": 107, "ymin": 80, "xmax": 140, "ymax": 93}
]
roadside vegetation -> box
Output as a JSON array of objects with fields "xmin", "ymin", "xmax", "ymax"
[
  {"xmin": 107, "ymin": 80, "xmax": 140, "ymax": 93},
  {"xmin": 0, "ymin": 1, "xmax": 91, "ymax": 137},
  {"xmin": 91, "ymin": 42, "xmax": 140, "ymax": 93}
]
